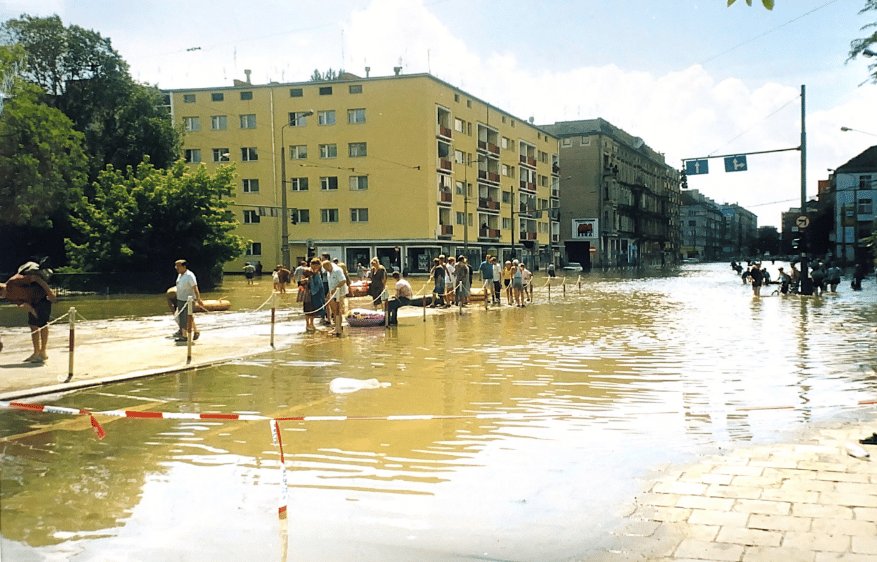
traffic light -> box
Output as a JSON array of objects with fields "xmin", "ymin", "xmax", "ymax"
[
  {"xmin": 792, "ymin": 238, "xmax": 799, "ymax": 250},
  {"xmin": 290, "ymin": 208, "xmax": 298, "ymax": 225},
  {"xmin": 680, "ymin": 170, "xmax": 688, "ymax": 189}
]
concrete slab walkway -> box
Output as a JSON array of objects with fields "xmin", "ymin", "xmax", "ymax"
[{"xmin": 600, "ymin": 417, "xmax": 877, "ymax": 561}]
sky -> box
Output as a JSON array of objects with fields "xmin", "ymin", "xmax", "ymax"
[{"xmin": 2, "ymin": 0, "xmax": 876, "ymax": 228}]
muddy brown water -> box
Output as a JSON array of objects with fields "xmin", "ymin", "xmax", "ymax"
[{"xmin": 1, "ymin": 263, "xmax": 875, "ymax": 561}]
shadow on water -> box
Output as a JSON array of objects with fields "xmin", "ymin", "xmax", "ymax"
[{"xmin": 1, "ymin": 263, "xmax": 876, "ymax": 560}]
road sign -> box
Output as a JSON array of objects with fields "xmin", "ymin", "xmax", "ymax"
[
  {"xmin": 685, "ymin": 159, "xmax": 709, "ymax": 175},
  {"xmin": 724, "ymin": 155, "xmax": 748, "ymax": 172},
  {"xmin": 796, "ymin": 215, "xmax": 810, "ymax": 229}
]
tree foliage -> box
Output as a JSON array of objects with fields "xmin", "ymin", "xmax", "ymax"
[
  {"xmin": 65, "ymin": 160, "xmax": 246, "ymax": 287},
  {"xmin": 727, "ymin": 0, "xmax": 775, "ymax": 9},
  {"xmin": 0, "ymin": 79, "xmax": 87, "ymax": 228},
  {"xmin": 310, "ymin": 68, "xmax": 346, "ymax": 81},
  {"xmin": 849, "ymin": 0, "xmax": 877, "ymax": 84},
  {"xmin": 2, "ymin": 14, "xmax": 179, "ymax": 178}
]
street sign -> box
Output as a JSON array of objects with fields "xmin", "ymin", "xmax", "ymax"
[
  {"xmin": 796, "ymin": 215, "xmax": 810, "ymax": 229},
  {"xmin": 684, "ymin": 159, "xmax": 709, "ymax": 175},
  {"xmin": 724, "ymin": 155, "xmax": 748, "ymax": 172}
]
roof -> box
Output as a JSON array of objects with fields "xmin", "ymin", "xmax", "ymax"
[
  {"xmin": 541, "ymin": 118, "xmax": 666, "ymax": 163},
  {"xmin": 835, "ymin": 145, "xmax": 877, "ymax": 174}
]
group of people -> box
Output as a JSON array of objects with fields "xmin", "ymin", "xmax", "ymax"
[{"xmin": 733, "ymin": 259, "xmax": 867, "ymax": 297}]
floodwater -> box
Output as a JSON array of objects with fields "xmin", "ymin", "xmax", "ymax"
[{"xmin": 1, "ymin": 263, "xmax": 876, "ymax": 561}]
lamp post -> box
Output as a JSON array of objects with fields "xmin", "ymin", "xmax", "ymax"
[
  {"xmin": 279, "ymin": 110, "xmax": 313, "ymax": 268},
  {"xmin": 510, "ymin": 185, "xmax": 516, "ymax": 260},
  {"xmin": 840, "ymin": 126, "xmax": 877, "ymax": 137}
]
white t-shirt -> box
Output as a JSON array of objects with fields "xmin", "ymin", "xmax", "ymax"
[
  {"xmin": 328, "ymin": 264, "xmax": 349, "ymax": 298},
  {"xmin": 175, "ymin": 269, "xmax": 198, "ymax": 301}
]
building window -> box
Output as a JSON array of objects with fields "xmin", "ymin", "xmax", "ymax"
[
  {"xmin": 320, "ymin": 176, "xmax": 339, "ymax": 191},
  {"xmin": 349, "ymin": 84, "xmax": 363, "ymax": 94},
  {"xmin": 859, "ymin": 198, "xmax": 873, "ymax": 215},
  {"xmin": 318, "ymin": 110, "xmax": 336, "ymax": 125},
  {"xmin": 319, "ymin": 144, "xmax": 337, "ymax": 159},
  {"xmin": 347, "ymin": 108, "xmax": 366, "ymax": 124},
  {"xmin": 288, "ymin": 111, "xmax": 310, "ymax": 126},
  {"xmin": 211, "ymin": 115, "xmax": 227, "ymax": 130},
  {"xmin": 183, "ymin": 116, "xmax": 200, "ymax": 132},
  {"xmin": 290, "ymin": 88, "xmax": 303, "ymax": 97},
  {"xmin": 454, "ymin": 118, "xmax": 464, "ymax": 133},
  {"xmin": 319, "ymin": 86, "xmax": 333, "ymax": 95},
  {"xmin": 456, "ymin": 211, "xmax": 465, "ymax": 225},
  {"xmin": 212, "ymin": 148, "xmax": 230, "ymax": 162},
  {"xmin": 240, "ymin": 91, "xmax": 253, "ymax": 100},
  {"xmin": 291, "ymin": 177, "xmax": 308, "ymax": 191},
  {"xmin": 183, "ymin": 94, "xmax": 196, "ymax": 103},
  {"xmin": 246, "ymin": 242, "xmax": 262, "ymax": 255},
  {"xmin": 321, "ymin": 208, "xmax": 339, "ymax": 223},
  {"xmin": 241, "ymin": 147, "xmax": 258, "ymax": 161},
  {"xmin": 292, "ymin": 209, "xmax": 310, "ymax": 223},
  {"xmin": 240, "ymin": 114, "xmax": 256, "ymax": 129},
  {"xmin": 211, "ymin": 92, "xmax": 224, "ymax": 102},
  {"xmin": 349, "ymin": 176, "xmax": 368, "ymax": 190},
  {"xmin": 561, "ymin": 138, "xmax": 572, "ymax": 147},
  {"xmin": 289, "ymin": 145, "xmax": 307, "ymax": 159},
  {"xmin": 348, "ymin": 142, "xmax": 367, "ymax": 157},
  {"xmin": 860, "ymin": 175, "xmax": 873, "ymax": 189},
  {"xmin": 350, "ymin": 208, "xmax": 369, "ymax": 223},
  {"xmin": 243, "ymin": 210, "xmax": 260, "ymax": 224},
  {"xmin": 184, "ymin": 149, "xmax": 201, "ymax": 163},
  {"xmin": 242, "ymin": 179, "xmax": 260, "ymax": 193},
  {"xmin": 454, "ymin": 93, "xmax": 460, "ymax": 102}
]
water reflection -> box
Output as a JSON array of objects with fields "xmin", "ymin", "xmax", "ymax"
[{"xmin": 1, "ymin": 263, "xmax": 876, "ymax": 560}]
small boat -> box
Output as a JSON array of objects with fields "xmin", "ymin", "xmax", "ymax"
[
  {"xmin": 165, "ymin": 287, "xmax": 231, "ymax": 312},
  {"xmin": 346, "ymin": 308, "xmax": 385, "ymax": 327}
]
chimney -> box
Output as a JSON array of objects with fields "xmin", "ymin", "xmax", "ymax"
[{"xmin": 244, "ymin": 69, "xmax": 252, "ymax": 84}]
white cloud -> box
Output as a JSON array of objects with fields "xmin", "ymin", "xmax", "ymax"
[{"xmin": 335, "ymin": 0, "xmax": 877, "ymax": 226}]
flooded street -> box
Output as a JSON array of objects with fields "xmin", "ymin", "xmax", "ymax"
[{"xmin": 1, "ymin": 263, "xmax": 876, "ymax": 561}]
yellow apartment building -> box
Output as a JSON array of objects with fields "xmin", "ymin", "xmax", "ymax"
[{"xmin": 165, "ymin": 72, "xmax": 559, "ymax": 275}]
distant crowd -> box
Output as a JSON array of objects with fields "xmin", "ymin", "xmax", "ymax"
[{"xmin": 731, "ymin": 259, "xmax": 867, "ymax": 296}]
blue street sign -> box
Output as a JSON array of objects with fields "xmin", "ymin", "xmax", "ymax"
[
  {"xmin": 724, "ymin": 155, "xmax": 748, "ymax": 172},
  {"xmin": 685, "ymin": 159, "xmax": 709, "ymax": 175}
]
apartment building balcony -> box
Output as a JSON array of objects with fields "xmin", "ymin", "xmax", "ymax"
[
  {"xmin": 519, "ymin": 155, "xmax": 536, "ymax": 167},
  {"xmin": 439, "ymin": 190, "xmax": 453, "ymax": 204},
  {"xmin": 439, "ymin": 224, "xmax": 453, "ymax": 238},
  {"xmin": 520, "ymin": 231, "xmax": 537, "ymax": 241},
  {"xmin": 437, "ymin": 125, "xmax": 452, "ymax": 139},
  {"xmin": 479, "ymin": 227, "xmax": 500, "ymax": 240},
  {"xmin": 477, "ymin": 198, "xmax": 500, "ymax": 211},
  {"xmin": 519, "ymin": 180, "xmax": 536, "ymax": 193},
  {"xmin": 477, "ymin": 140, "xmax": 500, "ymax": 155},
  {"xmin": 438, "ymin": 158, "xmax": 453, "ymax": 172}
]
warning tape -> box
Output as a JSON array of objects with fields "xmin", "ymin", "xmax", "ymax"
[{"xmin": 3, "ymin": 397, "xmax": 877, "ymax": 527}]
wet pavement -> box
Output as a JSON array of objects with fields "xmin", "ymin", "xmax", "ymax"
[{"xmin": 1, "ymin": 267, "xmax": 876, "ymax": 561}]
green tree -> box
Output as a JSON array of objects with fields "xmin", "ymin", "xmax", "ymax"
[
  {"xmin": 2, "ymin": 14, "xmax": 179, "ymax": 178},
  {"xmin": 65, "ymin": 160, "xmax": 246, "ymax": 287},
  {"xmin": 849, "ymin": 1, "xmax": 877, "ymax": 84},
  {"xmin": 310, "ymin": 68, "xmax": 346, "ymax": 81},
  {"xmin": 727, "ymin": 0, "xmax": 775, "ymax": 9}
]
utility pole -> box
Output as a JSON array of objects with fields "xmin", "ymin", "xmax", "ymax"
[{"xmin": 799, "ymin": 85, "xmax": 813, "ymax": 295}]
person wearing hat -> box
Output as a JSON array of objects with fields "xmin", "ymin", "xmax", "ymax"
[{"xmin": 4, "ymin": 261, "xmax": 57, "ymax": 363}]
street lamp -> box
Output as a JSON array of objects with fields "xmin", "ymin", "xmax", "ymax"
[
  {"xmin": 280, "ymin": 110, "xmax": 313, "ymax": 268},
  {"xmin": 840, "ymin": 126, "xmax": 877, "ymax": 137}
]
